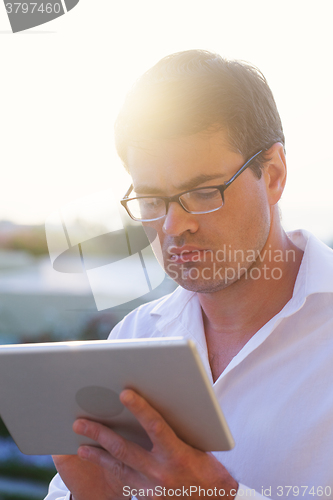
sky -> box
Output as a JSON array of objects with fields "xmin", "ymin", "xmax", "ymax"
[{"xmin": 1, "ymin": 0, "xmax": 333, "ymax": 243}]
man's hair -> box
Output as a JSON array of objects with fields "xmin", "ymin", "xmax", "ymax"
[{"xmin": 115, "ymin": 50, "xmax": 285, "ymax": 178}]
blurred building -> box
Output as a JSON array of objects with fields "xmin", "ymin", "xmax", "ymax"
[{"xmin": 0, "ymin": 247, "xmax": 176, "ymax": 344}]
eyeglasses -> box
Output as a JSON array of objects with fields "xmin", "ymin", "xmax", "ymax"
[{"xmin": 120, "ymin": 149, "xmax": 263, "ymax": 222}]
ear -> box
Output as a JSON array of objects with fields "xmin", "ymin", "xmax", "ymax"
[{"xmin": 262, "ymin": 142, "xmax": 287, "ymax": 205}]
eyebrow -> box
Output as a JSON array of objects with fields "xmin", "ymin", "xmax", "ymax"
[{"xmin": 134, "ymin": 173, "xmax": 226, "ymax": 195}]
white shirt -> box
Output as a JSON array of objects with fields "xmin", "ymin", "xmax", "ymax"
[{"xmin": 45, "ymin": 230, "xmax": 333, "ymax": 500}]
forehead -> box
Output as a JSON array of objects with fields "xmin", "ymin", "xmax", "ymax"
[{"xmin": 127, "ymin": 130, "xmax": 245, "ymax": 194}]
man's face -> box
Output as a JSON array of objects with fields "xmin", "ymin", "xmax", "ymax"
[{"xmin": 127, "ymin": 129, "xmax": 271, "ymax": 293}]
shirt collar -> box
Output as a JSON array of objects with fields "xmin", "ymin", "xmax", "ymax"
[
  {"xmin": 288, "ymin": 229, "xmax": 333, "ymax": 297},
  {"xmin": 150, "ymin": 286, "xmax": 196, "ymax": 330}
]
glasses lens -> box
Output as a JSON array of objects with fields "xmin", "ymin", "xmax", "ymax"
[
  {"xmin": 180, "ymin": 188, "xmax": 223, "ymax": 213},
  {"xmin": 126, "ymin": 197, "xmax": 166, "ymax": 220}
]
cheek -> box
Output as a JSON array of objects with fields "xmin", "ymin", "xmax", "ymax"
[
  {"xmin": 142, "ymin": 224, "xmax": 159, "ymax": 244},
  {"xmin": 220, "ymin": 183, "xmax": 270, "ymax": 247},
  {"xmin": 240, "ymin": 190, "xmax": 271, "ymax": 246},
  {"xmin": 142, "ymin": 222, "xmax": 165, "ymax": 265}
]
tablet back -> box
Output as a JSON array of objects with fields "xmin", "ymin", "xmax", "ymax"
[{"xmin": 0, "ymin": 338, "xmax": 234, "ymax": 454}]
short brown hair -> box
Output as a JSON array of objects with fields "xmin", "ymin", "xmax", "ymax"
[{"xmin": 115, "ymin": 50, "xmax": 285, "ymax": 178}]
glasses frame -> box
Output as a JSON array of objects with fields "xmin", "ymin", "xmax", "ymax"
[{"xmin": 120, "ymin": 149, "xmax": 264, "ymax": 222}]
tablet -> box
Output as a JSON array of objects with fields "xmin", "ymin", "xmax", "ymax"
[{"xmin": 0, "ymin": 337, "xmax": 234, "ymax": 455}]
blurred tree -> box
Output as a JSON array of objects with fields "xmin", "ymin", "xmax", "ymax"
[{"xmin": 2, "ymin": 226, "xmax": 48, "ymax": 256}]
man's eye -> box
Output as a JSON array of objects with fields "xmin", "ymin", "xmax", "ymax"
[
  {"xmin": 190, "ymin": 189, "xmax": 220, "ymax": 200},
  {"xmin": 140, "ymin": 198, "xmax": 164, "ymax": 209}
]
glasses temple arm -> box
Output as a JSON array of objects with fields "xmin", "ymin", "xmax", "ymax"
[
  {"xmin": 123, "ymin": 184, "xmax": 134, "ymax": 199},
  {"xmin": 224, "ymin": 150, "xmax": 263, "ymax": 188}
]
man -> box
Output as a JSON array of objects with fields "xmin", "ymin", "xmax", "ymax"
[{"xmin": 46, "ymin": 50, "xmax": 333, "ymax": 500}]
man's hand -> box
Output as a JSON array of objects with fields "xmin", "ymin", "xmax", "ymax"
[
  {"xmin": 52, "ymin": 453, "xmax": 127, "ymax": 500},
  {"xmin": 55, "ymin": 389, "xmax": 238, "ymax": 500}
]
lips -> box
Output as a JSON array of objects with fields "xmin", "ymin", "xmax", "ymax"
[{"xmin": 167, "ymin": 246, "xmax": 209, "ymax": 263}]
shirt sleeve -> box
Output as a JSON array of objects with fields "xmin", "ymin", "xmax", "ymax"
[
  {"xmin": 43, "ymin": 473, "xmax": 71, "ymax": 500},
  {"xmin": 236, "ymin": 484, "xmax": 271, "ymax": 499}
]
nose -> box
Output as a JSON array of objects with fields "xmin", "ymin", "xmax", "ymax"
[{"xmin": 162, "ymin": 202, "xmax": 199, "ymax": 236}]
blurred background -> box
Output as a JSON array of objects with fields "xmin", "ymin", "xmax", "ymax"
[{"xmin": 0, "ymin": 0, "xmax": 332, "ymax": 497}]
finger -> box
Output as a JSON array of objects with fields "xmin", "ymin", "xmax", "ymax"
[
  {"xmin": 73, "ymin": 419, "xmax": 153, "ymax": 474},
  {"xmin": 120, "ymin": 390, "xmax": 180, "ymax": 452},
  {"xmin": 77, "ymin": 445, "xmax": 134, "ymax": 482}
]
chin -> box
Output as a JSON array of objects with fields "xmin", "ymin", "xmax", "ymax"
[
  {"xmin": 171, "ymin": 277, "xmax": 230, "ymax": 293},
  {"xmin": 164, "ymin": 261, "xmax": 248, "ymax": 292}
]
